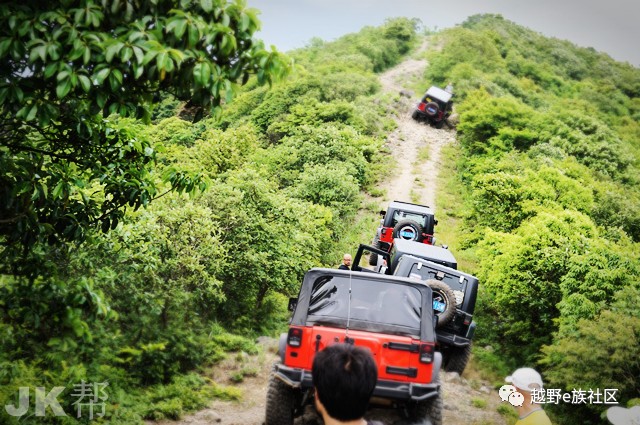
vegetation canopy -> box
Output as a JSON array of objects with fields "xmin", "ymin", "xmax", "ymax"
[
  {"xmin": 427, "ymin": 14, "xmax": 640, "ymax": 424},
  {"xmin": 0, "ymin": 15, "xmax": 418, "ymax": 423},
  {"xmin": 0, "ymin": 0, "xmax": 289, "ymax": 275}
]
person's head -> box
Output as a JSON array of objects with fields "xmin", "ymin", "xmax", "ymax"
[
  {"xmin": 312, "ymin": 343, "xmax": 377, "ymax": 422},
  {"xmin": 342, "ymin": 254, "xmax": 352, "ymax": 267},
  {"xmin": 505, "ymin": 367, "xmax": 544, "ymax": 394}
]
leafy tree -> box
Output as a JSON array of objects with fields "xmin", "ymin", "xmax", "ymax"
[
  {"xmin": 382, "ymin": 17, "xmax": 420, "ymax": 54},
  {"xmin": 292, "ymin": 163, "xmax": 360, "ymax": 218},
  {"xmin": 457, "ymin": 90, "xmax": 541, "ymax": 155},
  {"xmin": 0, "ymin": 1, "xmax": 288, "ymax": 272},
  {"xmin": 541, "ymin": 285, "xmax": 640, "ymax": 420},
  {"xmin": 476, "ymin": 209, "xmax": 597, "ymax": 364},
  {"xmin": 433, "ymin": 15, "xmax": 640, "ymax": 425}
]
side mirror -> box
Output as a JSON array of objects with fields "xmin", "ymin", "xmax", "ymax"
[
  {"xmin": 287, "ymin": 297, "xmax": 298, "ymax": 312},
  {"xmin": 379, "ymin": 210, "xmax": 386, "ymax": 217}
]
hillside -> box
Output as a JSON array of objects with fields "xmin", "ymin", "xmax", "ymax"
[
  {"xmin": 148, "ymin": 39, "xmax": 507, "ymax": 425},
  {"xmin": 1, "ymin": 8, "xmax": 639, "ymax": 425},
  {"xmin": 427, "ymin": 14, "xmax": 640, "ymax": 425}
]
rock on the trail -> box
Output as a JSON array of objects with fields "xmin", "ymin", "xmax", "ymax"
[
  {"xmin": 444, "ymin": 371, "xmax": 462, "ymax": 384},
  {"xmin": 187, "ymin": 410, "xmax": 221, "ymax": 424},
  {"xmin": 399, "ymin": 89, "xmax": 414, "ymax": 98},
  {"xmin": 479, "ymin": 385, "xmax": 492, "ymax": 394},
  {"xmin": 256, "ymin": 336, "xmax": 278, "ymax": 352}
]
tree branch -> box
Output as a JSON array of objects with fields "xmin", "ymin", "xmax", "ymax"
[
  {"xmin": 0, "ymin": 214, "xmax": 25, "ymax": 224},
  {"xmin": 5, "ymin": 143, "xmax": 74, "ymax": 161}
]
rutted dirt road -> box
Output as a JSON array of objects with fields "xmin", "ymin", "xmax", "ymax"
[
  {"xmin": 376, "ymin": 51, "xmax": 455, "ymax": 211},
  {"xmin": 148, "ymin": 42, "xmax": 508, "ymax": 425}
]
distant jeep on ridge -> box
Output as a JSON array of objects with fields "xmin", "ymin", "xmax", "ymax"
[{"xmin": 411, "ymin": 85, "xmax": 453, "ymax": 129}]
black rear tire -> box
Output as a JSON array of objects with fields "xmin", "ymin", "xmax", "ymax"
[
  {"xmin": 412, "ymin": 110, "xmax": 420, "ymax": 120},
  {"xmin": 369, "ymin": 237, "xmax": 380, "ymax": 266},
  {"xmin": 444, "ymin": 343, "xmax": 472, "ymax": 375},
  {"xmin": 424, "ymin": 279, "xmax": 457, "ymax": 326},
  {"xmin": 392, "ymin": 220, "xmax": 424, "ymax": 242},
  {"xmin": 265, "ymin": 365, "xmax": 297, "ymax": 425},
  {"xmin": 406, "ymin": 376, "xmax": 442, "ymax": 425}
]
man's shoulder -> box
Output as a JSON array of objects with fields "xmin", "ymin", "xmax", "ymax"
[
  {"xmin": 366, "ymin": 421, "xmax": 385, "ymax": 425},
  {"xmin": 516, "ymin": 408, "xmax": 552, "ymax": 425}
]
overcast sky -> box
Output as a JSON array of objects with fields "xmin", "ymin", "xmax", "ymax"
[{"xmin": 247, "ymin": 0, "xmax": 639, "ymax": 67}]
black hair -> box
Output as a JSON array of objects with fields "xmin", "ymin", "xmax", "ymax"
[{"xmin": 312, "ymin": 343, "xmax": 377, "ymax": 421}]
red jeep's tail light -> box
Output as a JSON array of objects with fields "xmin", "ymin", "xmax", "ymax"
[
  {"xmin": 287, "ymin": 328, "xmax": 303, "ymax": 347},
  {"xmin": 419, "ymin": 344, "xmax": 434, "ymax": 363},
  {"xmin": 381, "ymin": 228, "xmax": 387, "ymax": 235}
]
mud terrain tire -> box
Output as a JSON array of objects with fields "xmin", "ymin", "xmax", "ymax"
[
  {"xmin": 424, "ymin": 279, "xmax": 456, "ymax": 326},
  {"xmin": 406, "ymin": 376, "xmax": 443, "ymax": 425},
  {"xmin": 369, "ymin": 237, "xmax": 380, "ymax": 266},
  {"xmin": 265, "ymin": 364, "xmax": 296, "ymax": 425},
  {"xmin": 411, "ymin": 110, "xmax": 420, "ymax": 120},
  {"xmin": 392, "ymin": 220, "xmax": 424, "ymax": 242},
  {"xmin": 444, "ymin": 343, "xmax": 472, "ymax": 375}
]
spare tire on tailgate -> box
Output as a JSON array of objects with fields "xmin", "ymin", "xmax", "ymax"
[
  {"xmin": 392, "ymin": 220, "xmax": 424, "ymax": 242},
  {"xmin": 424, "ymin": 279, "xmax": 457, "ymax": 327}
]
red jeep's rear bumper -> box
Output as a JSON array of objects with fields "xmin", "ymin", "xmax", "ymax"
[{"xmin": 274, "ymin": 363, "xmax": 440, "ymax": 402}]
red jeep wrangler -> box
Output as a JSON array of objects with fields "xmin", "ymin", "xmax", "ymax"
[
  {"xmin": 265, "ymin": 268, "xmax": 442, "ymax": 425},
  {"xmin": 370, "ymin": 201, "xmax": 437, "ymax": 266}
]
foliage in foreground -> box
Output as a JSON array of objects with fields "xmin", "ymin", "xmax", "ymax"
[{"xmin": 0, "ymin": 1, "xmax": 289, "ymax": 274}]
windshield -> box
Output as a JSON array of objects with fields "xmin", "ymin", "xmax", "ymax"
[
  {"xmin": 392, "ymin": 211, "xmax": 427, "ymax": 228},
  {"xmin": 307, "ymin": 275, "xmax": 422, "ymax": 337}
]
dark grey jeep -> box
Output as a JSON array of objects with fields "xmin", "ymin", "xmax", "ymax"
[{"xmin": 353, "ymin": 239, "xmax": 478, "ymax": 374}]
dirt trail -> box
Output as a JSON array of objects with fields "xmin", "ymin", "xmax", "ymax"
[
  {"xmin": 147, "ymin": 41, "xmax": 508, "ymax": 425},
  {"xmin": 376, "ymin": 49, "xmax": 455, "ymax": 211}
]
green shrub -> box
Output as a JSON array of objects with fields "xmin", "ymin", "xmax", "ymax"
[{"xmin": 472, "ymin": 398, "xmax": 488, "ymax": 409}]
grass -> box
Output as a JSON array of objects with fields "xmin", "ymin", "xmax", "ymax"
[
  {"xmin": 433, "ymin": 142, "xmax": 479, "ymax": 273},
  {"xmin": 472, "ymin": 397, "xmax": 488, "ymax": 409},
  {"xmin": 416, "ymin": 145, "xmax": 431, "ymax": 162},
  {"xmin": 409, "ymin": 189, "xmax": 421, "ymax": 204},
  {"xmin": 368, "ymin": 187, "xmax": 386, "ymax": 197},
  {"xmin": 230, "ymin": 366, "xmax": 259, "ymax": 383},
  {"xmin": 497, "ymin": 403, "xmax": 518, "ymax": 424},
  {"xmin": 411, "ymin": 145, "xmax": 432, "ymax": 175}
]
